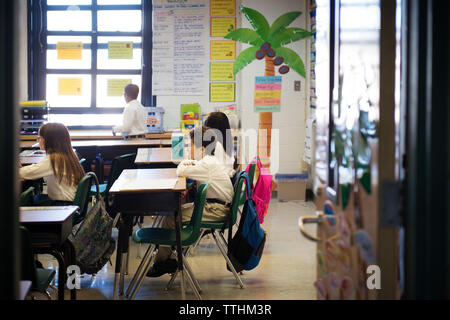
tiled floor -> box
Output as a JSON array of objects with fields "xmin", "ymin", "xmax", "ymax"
[{"xmin": 39, "ymin": 199, "xmax": 317, "ymax": 300}]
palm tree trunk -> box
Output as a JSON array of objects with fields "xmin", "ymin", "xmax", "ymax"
[{"xmin": 258, "ymin": 56, "xmax": 275, "ymax": 169}]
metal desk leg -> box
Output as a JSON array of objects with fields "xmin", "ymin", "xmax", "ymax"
[
  {"xmin": 175, "ymin": 195, "xmax": 185, "ymax": 300},
  {"xmin": 51, "ymin": 249, "xmax": 66, "ymax": 301},
  {"xmin": 119, "ymin": 215, "xmax": 132, "ymax": 296},
  {"xmin": 113, "ymin": 214, "xmax": 124, "ymax": 300},
  {"xmin": 63, "ymin": 240, "xmax": 77, "ymax": 300}
]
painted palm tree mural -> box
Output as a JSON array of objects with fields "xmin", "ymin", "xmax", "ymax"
[{"xmin": 225, "ymin": 6, "xmax": 312, "ymax": 168}]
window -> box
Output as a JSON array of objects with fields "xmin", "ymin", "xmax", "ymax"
[{"xmin": 29, "ymin": 0, "xmax": 153, "ymax": 128}]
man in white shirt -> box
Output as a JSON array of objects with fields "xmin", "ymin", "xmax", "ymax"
[
  {"xmin": 146, "ymin": 126, "xmax": 234, "ymax": 277},
  {"xmin": 112, "ymin": 84, "xmax": 147, "ymax": 140}
]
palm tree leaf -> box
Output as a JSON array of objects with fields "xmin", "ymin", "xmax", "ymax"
[
  {"xmin": 275, "ymin": 47, "xmax": 306, "ymax": 78},
  {"xmin": 240, "ymin": 7, "xmax": 270, "ymax": 41},
  {"xmin": 224, "ymin": 28, "xmax": 264, "ymax": 47},
  {"xmin": 268, "ymin": 11, "xmax": 302, "ymax": 39},
  {"xmin": 233, "ymin": 46, "xmax": 259, "ymax": 75},
  {"xmin": 271, "ymin": 28, "xmax": 313, "ymax": 48}
]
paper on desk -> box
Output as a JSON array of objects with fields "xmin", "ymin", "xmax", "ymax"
[{"xmin": 119, "ymin": 178, "xmax": 178, "ymax": 191}]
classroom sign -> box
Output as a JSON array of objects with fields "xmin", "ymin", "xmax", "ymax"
[
  {"xmin": 210, "ymin": 0, "xmax": 235, "ymax": 17},
  {"xmin": 107, "ymin": 79, "xmax": 131, "ymax": 96},
  {"xmin": 210, "ymin": 83, "xmax": 235, "ymax": 102},
  {"xmin": 211, "ymin": 17, "xmax": 236, "ymax": 37},
  {"xmin": 210, "ymin": 62, "xmax": 234, "ymax": 81},
  {"xmin": 58, "ymin": 78, "xmax": 82, "ymax": 96},
  {"xmin": 57, "ymin": 42, "xmax": 82, "ymax": 60},
  {"xmin": 254, "ymin": 76, "xmax": 282, "ymax": 112},
  {"xmin": 210, "ymin": 40, "xmax": 236, "ymax": 60},
  {"xmin": 108, "ymin": 41, "xmax": 133, "ymax": 59}
]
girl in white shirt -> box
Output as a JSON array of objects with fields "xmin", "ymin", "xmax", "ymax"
[
  {"xmin": 20, "ymin": 123, "xmax": 85, "ymax": 205},
  {"xmin": 204, "ymin": 111, "xmax": 236, "ymax": 177},
  {"xmin": 146, "ymin": 125, "xmax": 234, "ymax": 277}
]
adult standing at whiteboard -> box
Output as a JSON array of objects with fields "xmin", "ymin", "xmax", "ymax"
[{"xmin": 112, "ymin": 84, "xmax": 147, "ymax": 140}]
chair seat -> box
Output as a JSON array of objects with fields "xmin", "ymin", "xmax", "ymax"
[
  {"xmin": 35, "ymin": 268, "xmax": 56, "ymax": 293},
  {"xmin": 90, "ymin": 183, "xmax": 107, "ymax": 196},
  {"xmin": 133, "ymin": 226, "xmax": 198, "ymax": 247},
  {"xmin": 200, "ymin": 221, "xmax": 230, "ymax": 230}
]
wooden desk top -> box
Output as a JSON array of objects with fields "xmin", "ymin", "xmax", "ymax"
[
  {"xmin": 135, "ymin": 147, "xmax": 185, "ymax": 164},
  {"xmin": 109, "ymin": 168, "xmax": 186, "ymax": 194},
  {"xmin": 20, "ymin": 206, "xmax": 78, "ymax": 224}
]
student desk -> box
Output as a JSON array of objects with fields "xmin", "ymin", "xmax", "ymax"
[
  {"xmin": 109, "ymin": 168, "xmax": 187, "ymax": 300},
  {"xmin": 134, "ymin": 147, "xmax": 182, "ymax": 168},
  {"xmin": 20, "ymin": 206, "xmax": 78, "ymax": 300}
]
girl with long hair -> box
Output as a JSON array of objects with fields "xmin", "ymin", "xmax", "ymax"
[{"xmin": 20, "ymin": 122, "xmax": 85, "ymax": 205}]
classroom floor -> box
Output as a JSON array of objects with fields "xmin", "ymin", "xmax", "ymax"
[{"xmin": 38, "ymin": 199, "xmax": 317, "ymax": 300}]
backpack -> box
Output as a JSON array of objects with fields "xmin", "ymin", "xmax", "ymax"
[
  {"xmin": 228, "ymin": 171, "xmax": 267, "ymax": 272},
  {"xmin": 68, "ymin": 174, "xmax": 116, "ymax": 275},
  {"xmin": 246, "ymin": 157, "xmax": 273, "ymax": 224}
]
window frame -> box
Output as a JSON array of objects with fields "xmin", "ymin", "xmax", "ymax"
[{"xmin": 28, "ymin": 0, "xmax": 155, "ymax": 128}]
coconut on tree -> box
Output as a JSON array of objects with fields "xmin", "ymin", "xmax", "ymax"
[{"xmin": 225, "ymin": 6, "xmax": 312, "ymax": 168}]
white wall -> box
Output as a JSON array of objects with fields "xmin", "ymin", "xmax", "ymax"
[{"xmin": 239, "ymin": 0, "xmax": 309, "ymax": 175}]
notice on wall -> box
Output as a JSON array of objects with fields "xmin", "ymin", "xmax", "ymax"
[
  {"xmin": 210, "ymin": 83, "xmax": 235, "ymax": 102},
  {"xmin": 211, "ymin": 17, "xmax": 236, "ymax": 37},
  {"xmin": 108, "ymin": 41, "xmax": 133, "ymax": 59},
  {"xmin": 107, "ymin": 79, "xmax": 131, "ymax": 96},
  {"xmin": 57, "ymin": 42, "xmax": 82, "ymax": 60},
  {"xmin": 152, "ymin": 0, "xmax": 208, "ymax": 96},
  {"xmin": 58, "ymin": 78, "xmax": 82, "ymax": 96},
  {"xmin": 210, "ymin": 40, "xmax": 236, "ymax": 60},
  {"xmin": 211, "ymin": 0, "xmax": 235, "ymax": 17},
  {"xmin": 210, "ymin": 62, "xmax": 234, "ymax": 81},
  {"xmin": 254, "ymin": 76, "xmax": 282, "ymax": 112}
]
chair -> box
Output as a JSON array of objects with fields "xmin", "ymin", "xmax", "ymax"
[
  {"xmin": 20, "ymin": 186, "xmax": 35, "ymax": 206},
  {"xmin": 89, "ymin": 153, "xmax": 136, "ymax": 200},
  {"xmin": 72, "ymin": 172, "xmax": 96, "ymax": 225},
  {"xmin": 238, "ymin": 162, "xmax": 256, "ymax": 206},
  {"xmin": 79, "ymin": 158, "xmax": 90, "ymax": 173},
  {"xmin": 126, "ymin": 183, "xmax": 210, "ymax": 300},
  {"xmin": 168, "ymin": 172, "xmax": 247, "ymax": 290},
  {"xmin": 20, "ymin": 226, "xmax": 56, "ymax": 300}
]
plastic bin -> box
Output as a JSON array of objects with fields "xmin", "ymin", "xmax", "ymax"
[
  {"xmin": 275, "ymin": 173, "xmax": 308, "ymax": 201},
  {"xmin": 145, "ymin": 107, "xmax": 165, "ymax": 133}
]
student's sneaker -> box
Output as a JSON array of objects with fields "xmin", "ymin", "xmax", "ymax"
[{"xmin": 146, "ymin": 259, "xmax": 178, "ymax": 278}]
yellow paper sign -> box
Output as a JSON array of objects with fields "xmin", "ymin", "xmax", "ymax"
[
  {"xmin": 210, "ymin": 41, "xmax": 236, "ymax": 60},
  {"xmin": 107, "ymin": 79, "xmax": 132, "ymax": 97},
  {"xmin": 211, "ymin": 0, "xmax": 236, "ymax": 17},
  {"xmin": 210, "ymin": 83, "xmax": 235, "ymax": 102},
  {"xmin": 57, "ymin": 42, "xmax": 82, "ymax": 60},
  {"xmin": 58, "ymin": 78, "xmax": 82, "ymax": 96},
  {"xmin": 108, "ymin": 41, "xmax": 133, "ymax": 59},
  {"xmin": 211, "ymin": 18, "xmax": 236, "ymax": 37},
  {"xmin": 210, "ymin": 62, "xmax": 234, "ymax": 81},
  {"xmin": 254, "ymin": 90, "xmax": 281, "ymax": 99}
]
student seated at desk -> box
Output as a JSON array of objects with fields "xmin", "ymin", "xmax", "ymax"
[
  {"xmin": 112, "ymin": 84, "xmax": 147, "ymax": 140},
  {"xmin": 19, "ymin": 123, "xmax": 85, "ymax": 206},
  {"xmin": 147, "ymin": 126, "xmax": 234, "ymax": 277},
  {"xmin": 204, "ymin": 111, "xmax": 236, "ymax": 178}
]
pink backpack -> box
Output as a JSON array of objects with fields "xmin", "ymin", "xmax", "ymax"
[{"xmin": 246, "ymin": 157, "xmax": 273, "ymax": 224}]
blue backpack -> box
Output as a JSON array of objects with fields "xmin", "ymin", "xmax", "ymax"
[{"xmin": 228, "ymin": 171, "xmax": 267, "ymax": 272}]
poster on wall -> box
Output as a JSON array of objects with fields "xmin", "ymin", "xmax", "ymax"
[
  {"xmin": 254, "ymin": 76, "xmax": 281, "ymax": 112},
  {"xmin": 210, "ymin": 40, "xmax": 236, "ymax": 60},
  {"xmin": 152, "ymin": 0, "xmax": 208, "ymax": 96},
  {"xmin": 107, "ymin": 79, "xmax": 131, "ymax": 96},
  {"xmin": 108, "ymin": 41, "xmax": 133, "ymax": 59},
  {"xmin": 210, "ymin": 62, "xmax": 234, "ymax": 81},
  {"xmin": 210, "ymin": 17, "xmax": 236, "ymax": 37},
  {"xmin": 210, "ymin": 83, "xmax": 235, "ymax": 102},
  {"xmin": 210, "ymin": 0, "xmax": 235, "ymax": 17},
  {"xmin": 57, "ymin": 42, "xmax": 82, "ymax": 60},
  {"xmin": 58, "ymin": 78, "xmax": 82, "ymax": 96}
]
